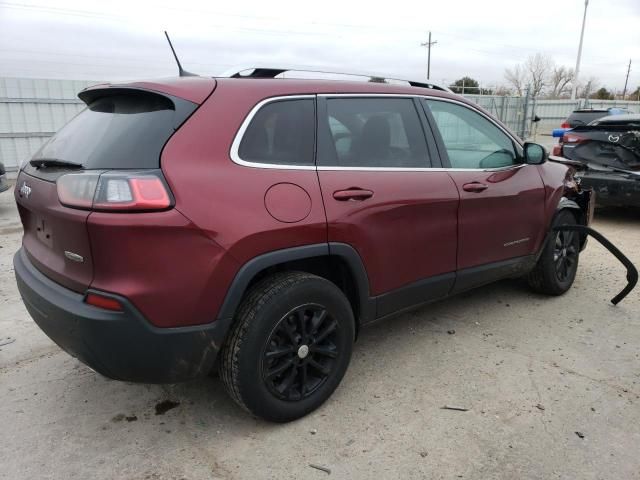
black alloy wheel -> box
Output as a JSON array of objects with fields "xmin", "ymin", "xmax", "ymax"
[
  {"xmin": 219, "ymin": 272, "xmax": 354, "ymax": 422},
  {"xmin": 527, "ymin": 209, "xmax": 580, "ymax": 296},
  {"xmin": 553, "ymin": 229, "xmax": 578, "ymax": 282},
  {"xmin": 262, "ymin": 304, "xmax": 339, "ymax": 401}
]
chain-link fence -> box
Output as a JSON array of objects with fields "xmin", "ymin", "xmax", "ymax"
[
  {"xmin": 2, "ymin": 76, "xmax": 640, "ymax": 171},
  {"xmin": 463, "ymin": 93, "xmax": 640, "ymax": 140}
]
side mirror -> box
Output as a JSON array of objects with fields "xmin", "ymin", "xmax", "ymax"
[{"xmin": 523, "ymin": 142, "xmax": 547, "ymax": 165}]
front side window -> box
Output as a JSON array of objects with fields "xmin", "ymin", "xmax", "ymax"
[
  {"xmin": 320, "ymin": 98, "xmax": 430, "ymax": 168},
  {"xmin": 424, "ymin": 100, "xmax": 519, "ymax": 169},
  {"xmin": 238, "ymin": 98, "xmax": 315, "ymax": 166}
]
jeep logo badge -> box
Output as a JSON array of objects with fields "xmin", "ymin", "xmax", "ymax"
[{"xmin": 19, "ymin": 181, "xmax": 32, "ymax": 199}]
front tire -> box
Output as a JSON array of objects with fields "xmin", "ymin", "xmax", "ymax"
[
  {"xmin": 528, "ymin": 210, "xmax": 580, "ymax": 295},
  {"xmin": 219, "ymin": 272, "xmax": 355, "ymax": 422}
]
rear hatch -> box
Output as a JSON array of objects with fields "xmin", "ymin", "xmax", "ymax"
[
  {"xmin": 15, "ymin": 80, "xmax": 213, "ymax": 292},
  {"xmin": 563, "ymin": 116, "xmax": 640, "ymax": 171}
]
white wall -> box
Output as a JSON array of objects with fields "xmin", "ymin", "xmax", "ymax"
[{"xmin": 0, "ymin": 77, "xmax": 97, "ymax": 170}]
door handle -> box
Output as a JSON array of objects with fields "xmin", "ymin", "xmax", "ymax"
[
  {"xmin": 462, "ymin": 182, "xmax": 488, "ymax": 193},
  {"xmin": 333, "ymin": 188, "xmax": 374, "ymax": 201}
]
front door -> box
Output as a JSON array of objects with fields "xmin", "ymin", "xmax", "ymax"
[
  {"xmin": 316, "ymin": 96, "xmax": 459, "ymax": 318},
  {"xmin": 423, "ymin": 99, "xmax": 546, "ymax": 273}
]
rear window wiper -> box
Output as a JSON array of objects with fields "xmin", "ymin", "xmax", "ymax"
[{"xmin": 30, "ymin": 158, "xmax": 84, "ymax": 170}]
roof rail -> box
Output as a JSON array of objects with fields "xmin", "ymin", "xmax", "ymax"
[{"xmin": 216, "ymin": 65, "xmax": 452, "ymax": 93}]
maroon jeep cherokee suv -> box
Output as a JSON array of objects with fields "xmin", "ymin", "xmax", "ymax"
[{"xmin": 14, "ymin": 69, "xmax": 594, "ymax": 422}]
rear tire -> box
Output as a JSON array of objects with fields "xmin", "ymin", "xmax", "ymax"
[
  {"xmin": 528, "ymin": 210, "xmax": 580, "ymax": 295},
  {"xmin": 219, "ymin": 272, "xmax": 355, "ymax": 422}
]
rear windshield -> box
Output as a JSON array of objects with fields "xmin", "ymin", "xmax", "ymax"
[
  {"xmin": 568, "ymin": 111, "xmax": 608, "ymax": 126},
  {"xmin": 29, "ymin": 90, "xmax": 196, "ymax": 171}
]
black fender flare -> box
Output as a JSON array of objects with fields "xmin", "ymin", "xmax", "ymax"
[
  {"xmin": 216, "ymin": 242, "xmax": 374, "ymax": 324},
  {"xmin": 557, "ymin": 196, "xmax": 582, "ymax": 213},
  {"xmin": 553, "ymin": 196, "xmax": 591, "ymax": 250}
]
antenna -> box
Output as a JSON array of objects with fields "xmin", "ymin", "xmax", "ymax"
[{"xmin": 164, "ymin": 31, "xmax": 197, "ymax": 77}]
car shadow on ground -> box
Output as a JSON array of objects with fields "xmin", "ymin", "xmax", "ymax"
[{"xmin": 62, "ymin": 276, "xmax": 539, "ymax": 433}]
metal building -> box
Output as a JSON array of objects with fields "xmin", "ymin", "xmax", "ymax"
[{"xmin": 0, "ymin": 77, "xmax": 96, "ymax": 172}]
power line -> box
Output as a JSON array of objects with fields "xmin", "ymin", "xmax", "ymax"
[
  {"xmin": 0, "ymin": 1, "xmax": 633, "ymax": 66},
  {"xmin": 0, "ymin": 48, "xmax": 233, "ymax": 69}
]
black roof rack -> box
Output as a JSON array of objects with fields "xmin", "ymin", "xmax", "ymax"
[{"xmin": 217, "ymin": 65, "xmax": 452, "ymax": 93}]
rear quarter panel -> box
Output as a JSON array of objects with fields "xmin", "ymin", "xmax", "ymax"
[
  {"xmin": 87, "ymin": 209, "xmax": 239, "ymax": 328},
  {"xmin": 160, "ymin": 80, "xmax": 328, "ymax": 326}
]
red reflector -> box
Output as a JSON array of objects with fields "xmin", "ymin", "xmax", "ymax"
[
  {"xmin": 560, "ymin": 121, "xmax": 570, "ymax": 129},
  {"xmin": 85, "ymin": 293, "xmax": 123, "ymax": 311}
]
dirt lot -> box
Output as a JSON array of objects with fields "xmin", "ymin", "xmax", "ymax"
[{"xmin": 1, "ymin": 182, "xmax": 639, "ymax": 480}]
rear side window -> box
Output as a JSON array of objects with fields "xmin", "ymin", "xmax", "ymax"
[
  {"xmin": 319, "ymin": 98, "xmax": 430, "ymax": 168},
  {"xmin": 30, "ymin": 90, "xmax": 196, "ymax": 171},
  {"xmin": 238, "ymin": 99, "xmax": 315, "ymax": 166}
]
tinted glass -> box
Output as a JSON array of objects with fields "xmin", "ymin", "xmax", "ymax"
[
  {"xmin": 238, "ymin": 99, "xmax": 315, "ymax": 166},
  {"xmin": 425, "ymin": 100, "xmax": 518, "ymax": 169},
  {"xmin": 321, "ymin": 98, "xmax": 429, "ymax": 168},
  {"xmin": 568, "ymin": 110, "xmax": 608, "ymax": 126},
  {"xmin": 30, "ymin": 91, "xmax": 194, "ymax": 171}
]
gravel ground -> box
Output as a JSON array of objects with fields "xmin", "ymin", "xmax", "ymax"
[{"xmin": 1, "ymin": 182, "xmax": 639, "ymax": 480}]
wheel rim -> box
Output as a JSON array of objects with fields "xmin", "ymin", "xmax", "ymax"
[
  {"xmin": 553, "ymin": 229, "xmax": 578, "ymax": 282},
  {"xmin": 261, "ymin": 304, "xmax": 339, "ymax": 401}
]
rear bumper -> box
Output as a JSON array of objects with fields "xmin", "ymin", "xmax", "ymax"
[
  {"xmin": 577, "ymin": 171, "xmax": 640, "ymax": 208},
  {"xmin": 14, "ymin": 248, "xmax": 232, "ymax": 383}
]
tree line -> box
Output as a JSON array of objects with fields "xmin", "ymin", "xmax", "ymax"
[
  {"xmin": 368, "ymin": 54, "xmax": 639, "ymax": 100},
  {"xmin": 450, "ymin": 53, "xmax": 637, "ymax": 99}
]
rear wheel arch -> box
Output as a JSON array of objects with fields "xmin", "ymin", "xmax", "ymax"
[{"xmin": 217, "ymin": 243, "xmax": 374, "ymax": 332}]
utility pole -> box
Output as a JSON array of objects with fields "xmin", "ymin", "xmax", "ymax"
[
  {"xmin": 421, "ymin": 31, "xmax": 438, "ymax": 80},
  {"xmin": 571, "ymin": 0, "xmax": 589, "ymax": 100},
  {"xmin": 622, "ymin": 59, "xmax": 631, "ymax": 99}
]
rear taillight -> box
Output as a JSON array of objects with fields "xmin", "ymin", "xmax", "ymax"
[
  {"xmin": 562, "ymin": 133, "xmax": 589, "ymax": 144},
  {"xmin": 57, "ymin": 170, "xmax": 172, "ymax": 212},
  {"xmin": 85, "ymin": 292, "xmax": 123, "ymax": 311},
  {"xmin": 552, "ymin": 144, "xmax": 562, "ymax": 156},
  {"xmin": 560, "ymin": 121, "xmax": 571, "ymax": 129}
]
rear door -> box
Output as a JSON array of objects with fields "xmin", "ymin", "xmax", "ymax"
[
  {"xmin": 423, "ymin": 98, "xmax": 546, "ymax": 275},
  {"xmin": 316, "ymin": 96, "xmax": 459, "ymax": 317}
]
